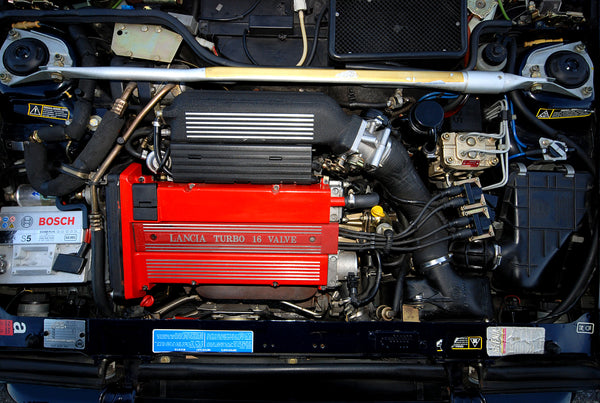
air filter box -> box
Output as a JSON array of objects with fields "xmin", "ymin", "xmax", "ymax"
[{"xmin": 329, "ymin": 0, "xmax": 467, "ymax": 61}]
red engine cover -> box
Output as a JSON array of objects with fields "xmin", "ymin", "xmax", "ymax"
[{"xmin": 119, "ymin": 164, "xmax": 342, "ymax": 299}]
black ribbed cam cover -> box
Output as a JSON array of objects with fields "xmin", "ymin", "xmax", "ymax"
[{"xmin": 163, "ymin": 90, "xmax": 361, "ymax": 184}]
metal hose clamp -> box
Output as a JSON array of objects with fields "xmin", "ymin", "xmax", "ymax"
[{"xmin": 420, "ymin": 254, "xmax": 452, "ymax": 270}]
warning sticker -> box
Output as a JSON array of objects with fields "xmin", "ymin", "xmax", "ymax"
[
  {"xmin": 27, "ymin": 103, "xmax": 70, "ymax": 121},
  {"xmin": 153, "ymin": 329, "xmax": 253, "ymax": 353},
  {"xmin": 536, "ymin": 108, "xmax": 593, "ymax": 120},
  {"xmin": 486, "ymin": 327, "xmax": 545, "ymax": 357},
  {"xmin": 451, "ymin": 336, "xmax": 482, "ymax": 350},
  {"xmin": 0, "ymin": 320, "xmax": 13, "ymax": 336}
]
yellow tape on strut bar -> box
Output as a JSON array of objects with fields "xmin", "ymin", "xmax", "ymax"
[{"xmin": 204, "ymin": 67, "xmax": 465, "ymax": 85}]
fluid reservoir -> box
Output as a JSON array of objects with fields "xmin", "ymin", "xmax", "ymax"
[{"xmin": 16, "ymin": 184, "xmax": 56, "ymax": 207}]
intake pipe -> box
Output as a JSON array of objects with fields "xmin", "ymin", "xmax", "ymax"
[
  {"xmin": 373, "ymin": 139, "xmax": 493, "ymax": 319},
  {"xmin": 24, "ymin": 110, "xmax": 125, "ymax": 196}
]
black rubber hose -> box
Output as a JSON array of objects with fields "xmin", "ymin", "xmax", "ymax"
[
  {"xmin": 91, "ymin": 228, "xmax": 113, "ymax": 317},
  {"xmin": 353, "ymin": 251, "xmax": 382, "ymax": 307},
  {"xmin": 24, "ymin": 110, "xmax": 125, "ymax": 196},
  {"xmin": 392, "ymin": 263, "xmax": 409, "ymax": 316},
  {"xmin": 125, "ymin": 127, "xmax": 152, "ymax": 159},
  {"xmin": 465, "ymin": 20, "xmax": 513, "ymax": 71},
  {"xmin": 0, "ymin": 9, "xmax": 252, "ymax": 67},
  {"xmin": 345, "ymin": 193, "xmax": 380, "ymax": 209},
  {"xmin": 36, "ymin": 25, "xmax": 96, "ymax": 143}
]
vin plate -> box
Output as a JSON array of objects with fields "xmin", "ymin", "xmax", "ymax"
[
  {"xmin": 43, "ymin": 319, "xmax": 85, "ymax": 349},
  {"xmin": 153, "ymin": 329, "xmax": 253, "ymax": 353}
]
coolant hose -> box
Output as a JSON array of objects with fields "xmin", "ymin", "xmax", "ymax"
[
  {"xmin": 374, "ymin": 139, "xmax": 492, "ymax": 318},
  {"xmin": 24, "ymin": 110, "xmax": 125, "ymax": 196},
  {"xmin": 37, "ymin": 25, "xmax": 96, "ymax": 143}
]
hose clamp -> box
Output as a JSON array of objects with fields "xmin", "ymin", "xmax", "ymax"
[
  {"xmin": 59, "ymin": 164, "xmax": 90, "ymax": 180},
  {"xmin": 420, "ymin": 254, "xmax": 452, "ymax": 270}
]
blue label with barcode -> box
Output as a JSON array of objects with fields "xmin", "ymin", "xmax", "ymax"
[{"xmin": 152, "ymin": 329, "xmax": 253, "ymax": 353}]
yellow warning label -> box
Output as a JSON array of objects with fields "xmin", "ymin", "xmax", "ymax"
[
  {"xmin": 536, "ymin": 108, "xmax": 593, "ymax": 120},
  {"xmin": 27, "ymin": 103, "xmax": 70, "ymax": 121},
  {"xmin": 451, "ymin": 336, "xmax": 483, "ymax": 350}
]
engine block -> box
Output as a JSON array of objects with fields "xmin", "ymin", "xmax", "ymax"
[{"xmin": 111, "ymin": 164, "xmax": 342, "ymax": 299}]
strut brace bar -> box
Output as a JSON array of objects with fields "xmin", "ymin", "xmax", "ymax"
[{"xmin": 19, "ymin": 66, "xmax": 584, "ymax": 99}]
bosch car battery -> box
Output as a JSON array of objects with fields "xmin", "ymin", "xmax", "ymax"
[{"xmin": 0, "ymin": 206, "xmax": 89, "ymax": 284}]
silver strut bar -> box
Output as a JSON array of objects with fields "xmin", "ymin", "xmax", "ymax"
[{"xmin": 18, "ymin": 66, "xmax": 584, "ymax": 99}]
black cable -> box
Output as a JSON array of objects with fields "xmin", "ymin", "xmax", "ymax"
[
  {"xmin": 306, "ymin": 6, "xmax": 328, "ymax": 66},
  {"xmin": 242, "ymin": 29, "xmax": 258, "ymax": 65},
  {"xmin": 535, "ymin": 223, "xmax": 599, "ymax": 323},
  {"xmin": 153, "ymin": 123, "xmax": 170, "ymax": 175},
  {"xmin": 352, "ymin": 251, "xmax": 382, "ymax": 307},
  {"xmin": 509, "ymin": 90, "xmax": 597, "ymax": 176},
  {"xmin": 191, "ymin": 1, "xmax": 200, "ymax": 20},
  {"xmin": 201, "ymin": 0, "xmax": 261, "ymax": 22}
]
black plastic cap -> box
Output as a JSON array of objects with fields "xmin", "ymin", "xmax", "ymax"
[
  {"xmin": 2, "ymin": 38, "xmax": 49, "ymax": 76},
  {"xmin": 409, "ymin": 101, "xmax": 445, "ymax": 135},
  {"xmin": 544, "ymin": 50, "xmax": 590, "ymax": 89},
  {"xmin": 482, "ymin": 42, "xmax": 507, "ymax": 65}
]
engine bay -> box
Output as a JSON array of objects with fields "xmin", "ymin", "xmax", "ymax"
[{"xmin": 0, "ymin": 0, "xmax": 597, "ymax": 334}]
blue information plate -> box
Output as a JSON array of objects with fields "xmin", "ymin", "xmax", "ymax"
[{"xmin": 152, "ymin": 329, "xmax": 254, "ymax": 353}]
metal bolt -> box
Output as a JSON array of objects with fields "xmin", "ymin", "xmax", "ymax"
[
  {"xmin": 8, "ymin": 30, "xmax": 18, "ymax": 39},
  {"xmin": 156, "ymin": 26, "xmax": 162, "ymax": 33},
  {"xmin": 575, "ymin": 43, "xmax": 586, "ymax": 53},
  {"xmin": 330, "ymin": 256, "xmax": 337, "ymax": 262},
  {"xmin": 141, "ymin": 25, "xmax": 148, "ymax": 32},
  {"xmin": 445, "ymin": 157, "xmax": 454, "ymax": 164},
  {"xmin": 530, "ymin": 83, "xmax": 543, "ymax": 93},
  {"xmin": 332, "ymin": 187, "xmax": 340, "ymax": 195},
  {"xmin": 331, "ymin": 214, "xmax": 339, "ymax": 221},
  {"xmin": 120, "ymin": 25, "xmax": 126, "ymax": 30},
  {"xmin": 442, "ymin": 133, "xmax": 451, "ymax": 140},
  {"xmin": 88, "ymin": 116, "xmax": 101, "ymax": 131},
  {"xmin": 466, "ymin": 137, "xmax": 477, "ymax": 146},
  {"xmin": 476, "ymin": 0, "xmax": 486, "ymax": 7},
  {"xmin": 288, "ymin": 358, "xmax": 298, "ymax": 364},
  {"xmin": 530, "ymin": 65, "xmax": 540, "ymax": 72},
  {"xmin": 127, "ymin": 51, "xmax": 133, "ymax": 57},
  {"xmin": 191, "ymin": 280, "xmax": 197, "ymax": 286},
  {"xmin": 159, "ymin": 356, "xmax": 171, "ymax": 364},
  {"xmin": 491, "ymin": 158, "xmax": 499, "ymax": 165},
  {"xmin": 541, "ymin": 139, "xmax": 550, "ymax": 146},
  {"xmin": 582, "ymin": 87, "xmax": 593, "ymax": 96},
  {"xmin": 309, "ymin": 236, "xmax": 316, "ymax": 242},
  {"xmin": 0, "ymin": 73, "xmax": 10, "ymax": 83},
  {"xmin": 50, "ymin": 73, "xmax": 64, "ymax": 82}
]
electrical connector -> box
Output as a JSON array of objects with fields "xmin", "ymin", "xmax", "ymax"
[
  {"xmin": 294, "ymin": 0, "xmax": 307, "ymax": 11},
  {"xmin": 195, "ymin": 37, "xmax": 215, "ymax": 51}
]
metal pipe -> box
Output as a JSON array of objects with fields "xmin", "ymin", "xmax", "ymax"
[
  {"xmin": 22, "ymin": 67, "xmax": 583, "ymax": 99},
  {"xmin": 90, "ymin": 83, "xmax": 176, "ymax": 183}
]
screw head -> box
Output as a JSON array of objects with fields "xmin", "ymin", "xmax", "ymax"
[
  {"xmin": 530, "ymin": 83, "xmax": 543, "ymax": 93},
  {"xmin": 582, "ymin": 87, "xmax": 593, "ymax": 96}
]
